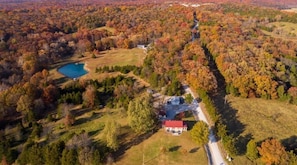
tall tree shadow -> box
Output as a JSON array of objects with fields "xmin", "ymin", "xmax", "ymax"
[
  {"xmin": 169, "ymin": 145, "xmax": 181, "ymax": 152},
  {"xmin": 218, "ymin": 100, "xmax": 246, "ymax": 138},
  {"xmin": 282, "ymin": 135, "xmax": 297, "ymax": 154},
  {"xmin": 113, "ymin": 128, "xmax": 158, "ymax": 162},
  {"xmin": 189, "ymin": 147, "xmax": 199, "ymax": 153},
  {"xmin": 235, "ymin": 133, "xmax": 253, "ymax": 155},
  {"xmin": 203, "ymin": 45, "xmax": 246, "ymax": 148}
]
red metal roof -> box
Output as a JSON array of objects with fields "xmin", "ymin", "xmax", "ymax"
[{"xmin": 164, "ymin": 120, "xmax": 185, "ymax": 128}]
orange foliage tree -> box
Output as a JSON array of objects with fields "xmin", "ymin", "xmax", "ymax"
[{"xmin": 258, "ymin": 138, "xmax": 288, "ymax": 165}]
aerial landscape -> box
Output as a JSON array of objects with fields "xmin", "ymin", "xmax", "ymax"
[{"xmin": 0, "ymin": 0, "xmax": 297, "ymax": 165}]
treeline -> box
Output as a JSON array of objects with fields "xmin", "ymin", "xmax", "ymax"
[
  {"xmin": 188, "ymin": 3, "xmax": 297, "ymax": 162},
  {"xmin": 59, "ymin": 75, "xmax": 144, "ymax": 109},
  {"xmin": 197, "ymin": 89, "xmax": 238, "ymax": 156},
  {"xmin": 222, "ymin": 3, "xmax": 297, "ymax": 23},
  {"xmin": 245, "ymin": 138, "xmax": 297, "ymax": 164},
  {"xmin": 95, "ymin": 65, "xmax": 141, "ymax": 74},
  {"xmin": 1, "ymin": 131, "xmax": 107, "ymax": 165}
]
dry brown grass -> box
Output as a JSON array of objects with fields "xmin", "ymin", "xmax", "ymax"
[
  {"xmin": 116, "ymin": 129, "xmax": 208, "ymax": 165},
  {"xmin": 282, "ymin": 8, "xmax": 297, "ymax": 13},
  {"xmin": 219, "ymin": 96, "xmax": 297, "ymax": 164},
  {"xmin": 95, "ymin": 26, "xmax": 116, "ymax": 34},
  {"xmin": 227, "ymin": 96, "xmax": 297, "ymax": 141}
]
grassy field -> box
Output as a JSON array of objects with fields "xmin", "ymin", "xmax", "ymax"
[
  {"xmin": 226, "ymin": 96, "xmax": 297, "ymax": 141},
  {"xmin": 116, "ymin": 129, "xmax": 208, "ymax": 165},
  {"xmin": 262, "ymin": 22, "xmax": 297, "ymax": 41},
  {"xmin": 49, "ymin": 48, "xmax": 146, "ymax": 86},
  {"xmin": 282, "ymin": 8, "xmax": 297, "ymax": 13},
  {"xmin": 223, "ymin": 96, "xmax": 297, "ymax": 164},
  {"xmin": 87, "ymin": 48, "xmax": 146, "ymax": 69},
  {"xmin": 44, "ymin": 106, "xmax": 130, "ymax": 144}
]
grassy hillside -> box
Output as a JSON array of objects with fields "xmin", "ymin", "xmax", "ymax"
[
  {"xmin": 216, "ymin": 96, "xmax": 297, "ymax": 164},
  {"xmin": 226, "ymin": 96, "xmax": 297, "ymax": 141}
]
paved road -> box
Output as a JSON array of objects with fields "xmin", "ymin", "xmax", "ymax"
[{"xmin": 184, "ymin": 85, "xmax": 226, "ymax": 165}]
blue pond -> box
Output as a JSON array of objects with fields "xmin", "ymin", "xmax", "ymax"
[{"xmin": 58, "ymin": 63, "xmax": 88, "ymax": 79}]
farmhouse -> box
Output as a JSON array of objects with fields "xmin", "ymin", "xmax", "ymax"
[{"xmin": 163, "ymin": 120, "xmax": 187, "ymax": 135}]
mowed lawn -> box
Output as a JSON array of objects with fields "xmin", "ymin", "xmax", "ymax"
[
  {"xmin": 86, "ymin": 48, "xmax": 146, "ymax": 70},
  {"xmin": 49, "ymin": 48, "xmax": 146, "ymax": 86},
  {"xmin": 116, "ymin": 129, "xmax": 208, "ymax": 165},
  {"xmin": 83, "ymin": 48, "xmax": 146, "ymax": 80},
  {"xmin": 227, "ymin": 96, "xmax": 297, "ymax": 141}
]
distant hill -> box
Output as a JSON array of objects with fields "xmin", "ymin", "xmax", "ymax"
[
  {"xmin": 0, "ymin": 0, "xmax": 297, "ymax": 8},
  {"xmin": 182, "ymin": 0, "xmax": 297, "ymax": 8}
]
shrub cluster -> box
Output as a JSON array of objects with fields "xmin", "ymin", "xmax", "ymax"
[{"xmin": 95, "ymin": 65, "xmax": 140, "ymax": 74}]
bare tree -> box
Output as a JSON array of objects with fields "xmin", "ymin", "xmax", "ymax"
[{"xmin": 83, "ymin": 85, "xmax": 97, "ymax": 108}]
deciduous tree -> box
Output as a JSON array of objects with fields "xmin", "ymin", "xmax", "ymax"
[
  {"xmin": 83, "ymin": 85, "xmax": 97, "ymax": 108},
  {"xmin": 258, "ymin": 138, "xmax": 288, "ymax": 165},
  {"xmin": 127, "ymin": 95, "xmax": 155, "ymax": 134},
  {"xmin": 190, "ymin": 121, "xmax": 209, "ymax": 146},
  {"xmin": 64, "ymin": 112, "xmax": 75, "ymax": 128}
]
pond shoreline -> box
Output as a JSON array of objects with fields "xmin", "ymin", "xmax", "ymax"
[{"xmin": 57, "ymin": 63, "xmax": 88, "ymax": 79}]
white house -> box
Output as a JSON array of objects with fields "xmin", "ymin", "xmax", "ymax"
[{"xmin": 163, "ymin": 120, "xmax": 187, "ymax": 135}]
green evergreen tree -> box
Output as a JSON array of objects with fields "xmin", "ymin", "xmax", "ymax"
[
  {"xmin": 149, "ymin": 72, "xmax": 159, "ymax": 88},
  {"xmin": 61, "ymin": 149, "xmax": 79, "ymax": 165},
  {"xmin": 290, "ymin": 65, "xmax": 297, "ymax": 75},
  {"xmin": 184, "ymin": 93, "xmax": 193, "ymax": 104},
  {"xmin": 102, "ymin": 119, "xmax": 120, "ymax": 151},
  {"xmin": 222, "ymin": 135, "xmax": 238, "ymax": 157},
  {"xmin": 45, "ymin": 141, "xmax": 65, "ymax": 165},
  {"xmin": 246, "ymin": 139, "xmax": 259, "ymax": 161},
  {"xmin": 92, "ymin": 149, "xmax": 101, "ymax": 165},
  {"xmin": 27, "ymin": 144, "xmax": 44, "ymax": 165},
  {"xmin": 18, "ymin": 144, "xmax": 43, "ymax": 165},
  {"xmin": 288, "ymin": 150, "xmax": 297, "ymax": 165},
  {"xmin": 290, "ymin": 73, "xmax": 297, "ymax": 87}
]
